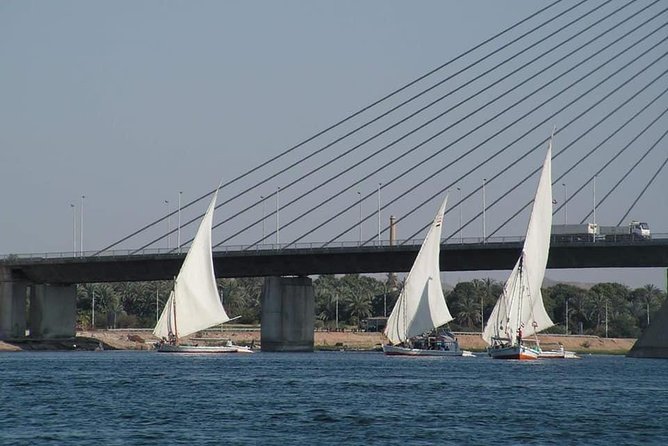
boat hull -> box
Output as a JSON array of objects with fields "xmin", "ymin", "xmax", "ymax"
[
  {"xmin": 488, "ymin": 344, "xmax": 539, "ymax": 360},
  {"xmin": 538, "ymin": 348, "xmax": 579, "ymax": 359},
  {"xmin": 157, "ymin": 344, "xmax": 253, "ymax": 354},
  {"xmin": 383, "ymin": 344, "xmax": 474, "ymax": 357}
]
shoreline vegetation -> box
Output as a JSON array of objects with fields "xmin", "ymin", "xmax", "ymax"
[{"xmin": 0, "ymin": 328, "xmax": 635, "ymax": 354}]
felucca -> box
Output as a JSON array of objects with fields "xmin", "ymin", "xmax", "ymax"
[
  {"xmin": 383, "ymin": 195, "xmax": 473, "ymax": 357},
  {"xmin": 153, "ymin": 185, "xmax": 251, "ymax": 353},
  {"xmin": 482, "ymin": 138, "xmax": 555, "ymax": 360}
]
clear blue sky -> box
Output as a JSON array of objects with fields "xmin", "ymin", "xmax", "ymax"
[{"xmin": 1, "ymin": 1, "xmax": 666, "ymax": 289}]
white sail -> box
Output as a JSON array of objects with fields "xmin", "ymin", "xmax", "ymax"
[
  {"xmin": 482, "ymin": 141, "xmax": 554, "ymax": 345},
  {"xmin": 384, "ymin": 195, "xmax": 453, "ymax": 345},
  {"xmin": 153, "ymin": 189, "xmax": 230, "ymax": 340},
  {"xmin": 153, "ymin": 290, "xmax": 175, "ymax": 339}
]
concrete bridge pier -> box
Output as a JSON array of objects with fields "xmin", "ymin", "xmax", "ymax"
[
  {"xmin": 0, "ymin": 268, "xmax": 28, "ymax": 339},
  {"xmin": 260, "ymin": 276, "xmax": 314, "ymax": 352},
  {"xmin": 29, "ymin": 284, "xmax": 77, "ymax": 339}
]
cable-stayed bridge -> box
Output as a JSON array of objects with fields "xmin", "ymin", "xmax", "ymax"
[
  {"xmin": 92, "ymin": 0, "xmax": 666, "ymax": 259},
  {"xmin": 6, "ymin": 0, "xmax": 668, "ymax": 271},
  {"xmin": 1, "ymin": 1, "xmax": 667, "ymax": 344}
]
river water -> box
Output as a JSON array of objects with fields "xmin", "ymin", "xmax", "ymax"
[{"xmin": 1, "ymin": 351, "xmax": 667, "ymax": 445}]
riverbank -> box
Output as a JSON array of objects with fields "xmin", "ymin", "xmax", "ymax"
[{"xmin": 0, "ymin": 329, "xmax": 636, "ymax": 354}]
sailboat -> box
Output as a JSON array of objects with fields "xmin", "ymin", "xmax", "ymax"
[
  {"xmin": 482, "ymin": 138, "xmax": 555, "ymax": 360},
  {"xmin": 153, "ymin": 186, "xmax": 252, "ymax": 354},
  {"xmin": 383, "ymin": 195, "xmax": 473, "ymax": 357}
]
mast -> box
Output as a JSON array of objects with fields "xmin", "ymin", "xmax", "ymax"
[
  {"xmin": 171, "ymin": 276, "xmax": 179, "ymax": 345},
  {"xmin": 172, "ymin": 288, "xmax": 178, "ymax": 345},
  {"xmin": 516, "ymin": 254, "xmax": 524, "ymax": 346}
]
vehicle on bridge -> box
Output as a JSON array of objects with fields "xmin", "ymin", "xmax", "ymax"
[
  {"xmin": 600, "ymin": 221, "xmax": 651, "ymax": 242},
  {"xmin": 550, "ymin": 221, "xmax": 651, "ymax": 243},
  {"xmin": 550, "ymin": 223, "xmax": 599, "ymax": 242}
]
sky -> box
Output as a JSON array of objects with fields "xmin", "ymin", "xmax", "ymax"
[{"xmin": 1, "ymin": 1, "xmax": 666, "ymax": 289}]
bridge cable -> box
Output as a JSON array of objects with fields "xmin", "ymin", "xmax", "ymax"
[
  {"xmin": 99, "ymin": 0, "xmax": 564, "ymax": 255},
  {"xmin": 248, "ymin": 0, "xmax": 650, "ymax": 250},
  {"xmin": 481, "ymin": 68, "xmax": 668, "ymax": 240},
  {"xmin": 616, "ymin": 156, "xmax": 668, "ymax": 226},
  {"xmin": 196, "ymin": 0, "xmax": 601, "ymax": 250},
  {"xmin": 574, "ymin": 121, "xmax": 668, "ymax": 225},
  {"xmin": 418, "ymin": 45, "xmax": 668, "ymax": 242},
  {"xmin": 358, "ymin": 25, "xmax": 668, "ymax": 244},
  {"xmin": 277, "ymin": 2, "xmax": 662, "ymax": 249}
]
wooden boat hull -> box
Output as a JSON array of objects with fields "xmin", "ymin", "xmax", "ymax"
[
  {"xmin": 157, "ymin": 344, "xmax": 253, "ymax": 354},
  {"xmin": 383, "ymin": 344, "xmax": 474, "ymax": 357},
  {"xmin": 488, "ymin": 344, "xmax": 539, "ymax": 360},
  {"xmin": 538, "ymin": 347, "xmax": 579, "ymax": 359}
]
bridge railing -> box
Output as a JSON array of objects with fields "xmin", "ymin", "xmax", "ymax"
[{"xmin": 1, "ymin": 233, "xmax": 666, "ymax": 260}]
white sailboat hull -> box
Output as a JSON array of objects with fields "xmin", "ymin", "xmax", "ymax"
[
  {"xmin": 487, "ymin": 344, "xmax": 539, "ymax": 360},
  {"xmin": 383, "ymin": 344, "xmax": 474, "ymax": 357},
  {"xmin": 156, "ymin": 343, "xmax": 253, "ymax": 354},
  {"xmin": 538, "ymin": 345, "xmax": 579, "ymax": 359}
]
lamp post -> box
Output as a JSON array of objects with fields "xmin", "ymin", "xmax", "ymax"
[
  {"xmin": 177, "ymin": 191, "xmax": 182, "ymax": 253},
  {"xmin": 261, "ymin": 195, "xmax": 265, "ymax": 242},
  {"xmin": 481, "ymin": 291, "xmax": 484, "ymax": 334},
  {"xmin": 377, "ymin": 183, "xmax": 382, "ymax": 246},
  {"xmin": 276, "ymin": 186, "xmax": 280, "ymax": 246},
  {"xmin": 562, "ymin": 183, "xmax": 568, "ymax": 224},
  {"xmin": 155, "ymin": 286, "xmax": 159, "ymax": 324},
  {"xmin": 605, "ymin": 298, "xmax": 608, "ymax": 338},
  {"xmin": 80, "ymin": 195, "xmax": 85, "ymax": 256},
  {"xmin": 70, "ymin": 203, "xmax": 76, "ymax": 254},
  {"xmin": 482, "ymin": 179, "xmax": 486, "ymax": 244},
  {"xmin": 457, "ymin": 187, "xmax": 462, "ymax": 244},
  {"xmin": 91, "ymin": 290, "xmax": 95, "ymax": 330},
  {"xmin": 592, "ymin": 176, "xmax": 597, "ymax": 243},
  {"xmin": 358, "ymin": 191, "xmax": 362, "ymax": 246},
  {"xmin": 335, "ymin": 293, "xmax": 339, "ymax": 330},
  {"xmin": 165, "ymin": 200, "xmax": 171, "ymax": 249},
  {"xmin": 565, "ymin": 298, "xmax": 569, "ymax": 334}
]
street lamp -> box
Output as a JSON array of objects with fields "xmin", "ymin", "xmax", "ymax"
[
  {"xmin": 261, "ymin": 195, "xmax": 265, "ymax": 242},
  {"xmin": 335, "ymin": 293, "xmax": 339, "ymax": 331},
  {"xmin": 457, "ymin": 187, "xmax": 462, "ymax": 244},
  {"xmin": 377, "ymin": 183, "xmax": 382, "ymax": 246},
  {"xmin": 80, "ymin": 195, "xmax": 85, "ymax": 256},
  {"xmin": 482, "ymin": 179, "xmax": 486, "ymax": 244},
  {"xmin": 156, "ymin": 286, "xmax": 160, "ymax": 324},
  {"xmin": 605, "ymin": 298, "xmax": 608, "ymax": 338},
  {"xmin": 276, "ymin": 186, "xmax": 280, "ymax": 246},
  {"xmin": 177, "ymin": 191, "xmax": 183, "ymax": 253},
  {"xmin": 565, "ymin": 298, "xmax": 569, "ymax": 334},
  {"xmin": 562, "ymin": 183, "xmax": 568, "ymax": 224},
  {"xmin": 481, "ymin": 291, "xmax": 484, "ymax": 334},
  {"xmin": 70, "ymin": 203, "xmax": 76, "ymax": 254},
  {"xmin": 592, "ymin": 176, "xmax": 597, "ymax": 243},
  {"xmin": 165, "ymin": 200, "xmax": 171, "ymax": 249},
  {"xmin": 358, "ymin": 191, "xmax": 362, "ymax": 246},
  {"xmin": 91, "ymin": 289, "xmax": 95, "ymax": 330}
]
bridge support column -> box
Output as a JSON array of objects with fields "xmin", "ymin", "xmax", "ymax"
[
  {"xmin": 29, "ymin": 284, "xmax": 77, "ymax": 339},
  {"xmin": 260, "ymin": 276, "xmax": 314, "ymax": 352},
  {"xmin": 0, "ymin": 267, "xmax": 28, "ymax": 339}
]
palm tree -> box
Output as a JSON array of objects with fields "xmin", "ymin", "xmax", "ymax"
[
  {"xmin": 347, "ymin": 292, "xmax": 372, "ymax": 326},
  {"xmin": 639, "ymin": 284, "xmax": 661, "ymax": 327}
]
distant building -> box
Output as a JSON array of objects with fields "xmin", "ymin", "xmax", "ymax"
[{"xmin": 361, "ymin": 317, "xmax": 388, "ymax": 332}]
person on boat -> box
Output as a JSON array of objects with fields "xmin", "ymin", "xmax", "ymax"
[{"xmin": 516, "ymin": 327, "xmax": 523, "ymax": 345}]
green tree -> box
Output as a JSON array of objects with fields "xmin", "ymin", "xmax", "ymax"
[{"xmin": 448, "ymin": 282, "xmax": 480, "ymax": 331}]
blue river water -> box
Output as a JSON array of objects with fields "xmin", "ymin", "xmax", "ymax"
[{"xmin": 1, "ymin": 351, "xmax": 667, "ymax": 445}]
